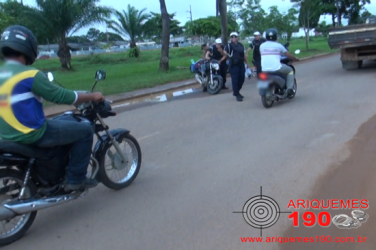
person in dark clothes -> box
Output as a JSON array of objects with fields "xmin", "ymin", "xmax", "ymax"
[
  {"xmin": 245, "ymin": 31, "xmax": 266, "ymax": 79},
  {"xmin": 208, "ymin": 38, "xmax": 228, "ymax": 89},
  {"xmin": 224, "ymin": 31, "xmax": 246, "ymax": 102},
  {"xmin": 201, "ymin": 44, "xmax": 209, "ymax": 58}
]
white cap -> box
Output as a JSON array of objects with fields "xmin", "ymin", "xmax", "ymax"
[
  {"xmin": 230, "ymin": 31, "xmax": 239, "ymax": 37},
  {"xmin": 215, "ymin": 38, "xmax": 222, "ymax": 44},
  {"xmin": 254, "ymin": 31, "xmax": 261, "ymax": 36}
]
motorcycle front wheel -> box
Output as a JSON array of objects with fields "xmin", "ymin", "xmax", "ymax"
[
  {"xmin": 207, "ymin": 75, "xmax": 223, "ymax": 95},
  {"xmin": 98, "ymin": 134, "xmax": 142, "ymax": 190},
  {"xmin": 0, "ymin": 169, "xmax": 37, "ymax": 246}
]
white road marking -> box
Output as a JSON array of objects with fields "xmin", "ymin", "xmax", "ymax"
[{"xmin": 138, "ymin": 131, "xmax": 160, "ymax": 141}]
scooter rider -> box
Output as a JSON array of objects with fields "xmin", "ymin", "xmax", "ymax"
[
  {"xmin": 260, "ymin": 28, "xmax": 299, "ymax": 96},
  {"xmin": 0, "ymin": 25, "xmax": 105, "ymax": 192}
]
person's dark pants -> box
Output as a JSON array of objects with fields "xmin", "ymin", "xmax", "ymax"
[
  {"xmin": 219, "ymin": 62, "xmax": 227, "ymax": 87},
  {"xmin": 253, "ymin": 57, "xmax": 262, "ymax": 78},
  {"xmin": 229, "ymin": 63, "xmax": 245, "ymax": 96},
  {"xmin": 33, "ymin": 119, "xmax": 94, "ymax": 184}
]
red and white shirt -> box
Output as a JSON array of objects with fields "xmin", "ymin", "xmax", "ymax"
[{"xmin": 260, "ymin": 41, "xmax": 287, "ymax": 71}]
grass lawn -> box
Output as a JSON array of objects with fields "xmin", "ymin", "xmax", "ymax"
[{"xmin": 32, "ymin": 36, "xmax": 335, "ymax": 99}]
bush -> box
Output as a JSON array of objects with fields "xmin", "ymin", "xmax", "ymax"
[{"xmin": 128, "ymin": 46, "xmax": 140, "ymax": 58}]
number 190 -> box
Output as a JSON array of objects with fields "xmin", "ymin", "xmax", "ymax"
[{"xmin": 288, "ymin": 211, "xmax": 331, "ymax": 227}]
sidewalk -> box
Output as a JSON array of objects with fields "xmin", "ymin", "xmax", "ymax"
[{"xmin": 44, "ymin": 51, "xmax": 339, "ymax": 117}]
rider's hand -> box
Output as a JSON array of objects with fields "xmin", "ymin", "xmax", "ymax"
[{"xmin": 92, "ymin": 92, "xmax": 105, "ymax": 102}]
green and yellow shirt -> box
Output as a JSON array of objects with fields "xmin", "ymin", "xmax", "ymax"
[{"xmin": 0, "ymin": 61, "xmax": 77, "ymax": 144}]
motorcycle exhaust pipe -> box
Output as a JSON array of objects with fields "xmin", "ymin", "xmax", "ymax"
[
  {"xmin": 0, "ymin": 206, "xmax": 16, "ymax": 221},
  {"xmin": 1, "ymin": 192, "xmax": 83, "ymax": 218}
]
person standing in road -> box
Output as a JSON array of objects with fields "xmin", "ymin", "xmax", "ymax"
[
  {"xmin": 210, "ymin": 38, "xmax": 228, "ymax": 89},
  {"xmin": 245, "ymin": 31, "xmax": 266, "ymax": 79},
  {"xmin": 225, "ymin": 31, "xmax": 246, "ymax": 102}
]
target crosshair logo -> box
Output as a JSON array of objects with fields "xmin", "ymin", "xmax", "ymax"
[{"xmin": 234, "ymin": 186, "xmax": 292, "ymax": 236}]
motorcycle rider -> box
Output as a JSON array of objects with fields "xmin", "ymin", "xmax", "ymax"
[
  {"xmin": 245, "ymin": 31, "xmax": 266, "ymax": 78},
  {"xmin": 0, "ymin": 25, "xmax": 105, "ymax": 192},
  {"xmin": 260, "ymin": 28, "xmax": 299, "ymax": 96},
  {"xmin": 210, "ymin": 38, "xmax": 228, "ymax": 89}
]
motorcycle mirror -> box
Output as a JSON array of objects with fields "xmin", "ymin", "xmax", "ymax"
[
  {"xmin": 295, "ymin": 49, "xmax": 301, "ymax": 55},
  {"xmin": 47, "ymin": 72, "xmax": 54, "ymax": 82},
  {"xmin": 95, "ymin": 70, "xmax": 106, "ymax": 81}
]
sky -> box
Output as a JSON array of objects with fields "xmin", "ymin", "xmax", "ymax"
[{"xmin": 20, "ymin": 0, "xmax": 376, "ymax": 37}]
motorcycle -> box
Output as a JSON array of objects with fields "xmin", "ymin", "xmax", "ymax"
[
  {"xmin": 256, "ymin": 42, "xmax": 300, "ymax": 108},
  {"xmin": 0, "ymin": 70, "xmax": 142, "ymax": 246},
  {"xmin": 190, "ymin": 59, "xmax": 224, "ymax": 94}
]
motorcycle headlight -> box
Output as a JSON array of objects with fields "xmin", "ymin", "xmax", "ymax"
[{"xmin": 212, "ymin": 63, "xmax": 220, "ymax": 71}]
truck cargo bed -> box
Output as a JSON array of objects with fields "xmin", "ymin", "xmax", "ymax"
[{"xmin": 328, "ymin": 23, "xmax": 376, "ymax": 49}]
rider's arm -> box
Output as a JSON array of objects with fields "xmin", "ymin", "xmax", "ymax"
[
  {"xmin": 218, "ymin": 46, "xmax": 227, "ymax": 64},
  {"xmin": 279, "ymin": 43, "xmax": 298, "ymax": 61},
  {"xmin": 205, "ymin": 50, "xmax": 211, "ymax": 59},
  {"xmin": 31, "ymin": 71, "xmax": 104, "ymax": 105},
  {"xmin": 285, "ymin": 51, "xmax": 299, "ymax": 61}
]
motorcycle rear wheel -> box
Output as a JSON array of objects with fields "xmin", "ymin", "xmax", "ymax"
[{"xmin": 0, "ymin": 169, "xmax": 37, "ymax": 246}]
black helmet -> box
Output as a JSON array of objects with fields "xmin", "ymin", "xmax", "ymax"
[
  {"xmin": 265, "ymin": 28, "xmax": 278, "ymax": 41},
  {"xmin": 0, "ymin": 25, "xmax": 38, "ymax": 65}
]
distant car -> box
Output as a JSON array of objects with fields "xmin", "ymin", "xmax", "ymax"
[{"xmin": 37, "ymin": 55, "xmax": 50, "ymax": 60}]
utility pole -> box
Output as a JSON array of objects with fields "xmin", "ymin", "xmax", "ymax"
[
  {"xmin": 187, "ymin": 5, "xmax": 192, "ymax": 22},
  {"xmin": 187, "ymin": 5, "xmax": 193, "ymax": 44}
]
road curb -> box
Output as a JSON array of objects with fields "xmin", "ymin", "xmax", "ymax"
[{"xmin": 44, "ymin": 51, "xmax": 338, "ymax": 117}]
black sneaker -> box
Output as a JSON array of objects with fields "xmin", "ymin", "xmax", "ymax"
[
  {"xmin": 64, "ymin": 178, "xmax": 98, "ymax": 192},
  {"xmin": 238, "ymin": 93, "xmax": 244, "ymax": 98},
  {"xmin": 287, "ymin": 89, "xmax": 295, "ymax": 97},
  {"xmin": 236, "ymin": 95, "xmax": 243, "ymax": 102}
]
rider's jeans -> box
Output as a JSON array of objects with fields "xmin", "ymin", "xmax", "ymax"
[
  {"xmin": 273, "ymin": 64, "xmax": 294, "ymax": 89},
  {"xmin": 33, "ymin": 119, "xmax": 94, "ymax": 184}
]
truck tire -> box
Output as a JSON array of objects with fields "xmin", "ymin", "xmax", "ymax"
[
  {"xmin": 358, "ymin": 60, "xmax": 363, "ymax": 69},
  {"xmin": 342, "ymin": 61, "xmax": 358, "ymax": 70}
]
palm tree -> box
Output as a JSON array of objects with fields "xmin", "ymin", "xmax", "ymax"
[
  {"xmin": 159, "ymin": 0, "xmax": 170, "ymax": 71},
  {"xmin": 108, "ymin": 4, "xmax": 149, "ymax": 48},
  {"xmin": 27, "ymin": 0, "xmax": 112, "ymax": 69}
]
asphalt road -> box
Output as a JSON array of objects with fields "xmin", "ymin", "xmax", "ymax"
[{"xmin": 6, "ymin": 54, "xmax": 376, "ymax": 250}]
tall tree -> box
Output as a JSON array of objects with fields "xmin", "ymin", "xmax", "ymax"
[
  {"xmin": 229, "ymin": 0, "xmax": 267, "ymax": 36},
  {"xmin": 184, "ymin": 16, "xmax": 238, "ymax": 42},
  {"xmin": 291, "ymin": 0, "xmax": 321, "ymax": 50},
  {"xmin": 108, "ymin": 4, "xmax": 149, "ymax": 48},
  {"xmin": 26, "ymin": 0, "xmax": 112, "ymax": 69},
  {"xmin": 159, "ymin": 0, "xmax": 170, "ymax": 71},
  {"xmin": 143, "ymin": 12, "xmax": 183, "ymax": 43},
  {"xmin": 320, "ymin": 0, "xmax": 370, "ymax": 26},
  {"xmin": 0, "ymin": 0, "xmax": 55, "ymax": 44},
  {"xmin": 0, "ymin": 9, "xmax": 14, "ymax": 32},
  {"xmin": 216, "ymin": 0, "xmax": 228, "ymax": 44},
  {"xmin": 86, "ymin": 28, "xmax": 101, "ymax": 41}
]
